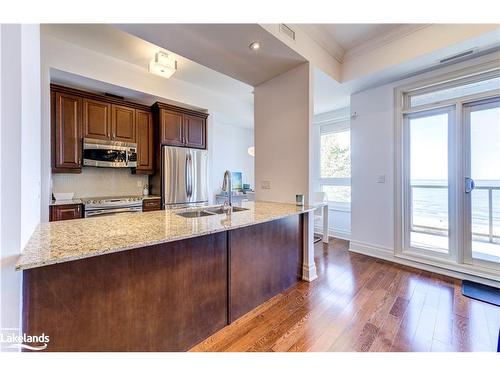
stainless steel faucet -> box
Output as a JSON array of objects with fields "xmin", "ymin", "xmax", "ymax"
[{"xmin": 221, "ymin": 170, "xmax": 232, "ymax": 209}]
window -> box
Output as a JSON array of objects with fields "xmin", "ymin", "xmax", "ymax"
[
  {"xmin": 319, "ymin": 125, "xmax": 351, "ymax": 209},
  {"xmin": 409, "ymin": 76, "xmax": 500, "ymax": 108}
]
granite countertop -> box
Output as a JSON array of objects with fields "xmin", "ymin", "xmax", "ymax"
[{"xmin": 16, "ymin": 201, "xmax": 316, "ymax": 271}]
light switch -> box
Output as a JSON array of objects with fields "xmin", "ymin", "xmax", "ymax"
[
  {"xmin": 261, "ymin": 180, "xmax": 271, "ymax": 190},
  {"xmin": 376, "ymin": 175, "xmax": 386, "ymax": 183}
]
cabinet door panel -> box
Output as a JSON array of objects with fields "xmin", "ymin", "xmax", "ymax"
[
  {"xmin": 160, "ymin": 109, "xmax": 184, "ymax": 146},
  {"xmin": 184, "ymin": 115, "xmax": 206, "ymax": 149},
  {"xmin": 83, "ymin": 99, "xmax": 111, "ymax": 140},
  {"xmin": 135, "ymin": 110, "xmax": 153, "ymax": 173},
  {"xmin": 49, "ymin": 204, "xmax": 83, "ymax": 222},
  {"xmin": 112, "ymin": 105, "xmax": 136, "ymax": 142},
  {"xmin": 142, "ymin": 199, "xmax": 161, "ymax": 212},
  {"xmin": 53, "ymin": 92, "xmax": 82, "ymax": 171}
]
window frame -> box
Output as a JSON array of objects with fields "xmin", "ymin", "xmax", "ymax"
[
  {"xmin": 402, "ymin": 106, "xmax": 457, "ymax": 261},
  {"xmin": 317, "ymin": 115, "xmax": 351, "ymax": 211}
]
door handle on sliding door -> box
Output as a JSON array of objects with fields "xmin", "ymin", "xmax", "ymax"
[{"xmin": 465, "ymin": 177, "xmax": 475, "ymax": 193}]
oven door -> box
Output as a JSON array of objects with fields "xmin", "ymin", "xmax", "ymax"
[{"xmin": 85, "ymin": 206, "xmax": 142, "ymax": 218}]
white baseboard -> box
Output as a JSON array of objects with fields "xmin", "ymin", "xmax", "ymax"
[
  {"xmin": 349, "ymin": 240, "xmax": 500, "ymax": 289},
  {"xmin": 302, "ymin": 264, "xmax": 318, "ymax": 282},
  {"xmin": 314, "ymin": 226, "xmax": 350, "ymax": 241}
]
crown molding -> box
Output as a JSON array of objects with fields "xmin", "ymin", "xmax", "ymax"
[
  {"xmin": 294, "ymin": 24, "xmax": 345, "ymax": 63},
  {"xmin": 343, "ymin": 24, "xmax": 432, "ymax": 61}
]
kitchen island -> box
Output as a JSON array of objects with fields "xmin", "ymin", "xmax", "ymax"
[{"xmin": 17, "ymin": 201, "xmax": 318, "ymax": 351}]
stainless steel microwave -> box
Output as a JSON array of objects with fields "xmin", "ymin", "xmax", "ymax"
[{"xmin": 83, "ymin": 138, "xmax": 137, "ymax": 168}]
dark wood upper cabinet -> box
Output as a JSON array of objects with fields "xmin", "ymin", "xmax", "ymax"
[
  {"xmin": 83, "ymin": 99, "xmax": 111, "ymax": 140},
  {"xmin": 159, "ymin": 109, "xmax": 184, "ymax": 146},
  {"xmin": 135, "ymin": 110, "xmax": 153, "ymax": 174},
  {"xmin": 184, "ymin": 114, "xmax": 206, "ymax": 149},
  {"xmin": 49, "ymin": 204, "xmax": 83, "ymax": 222},
  {"xmin": 52, "ymin": 91, "xmax": 82, "ymax": 173},
  {"xmin": 112, "ymin": 104, "xmax": 136, "ymax": 142},
  {"xmin": 153, "ymin": 102, "xmax": 208, "ymax": 149}
]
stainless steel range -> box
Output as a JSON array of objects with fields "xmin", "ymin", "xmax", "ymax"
[{"xmin": 82, "ymin": 196, "xmax": 143, "ymax": 218}]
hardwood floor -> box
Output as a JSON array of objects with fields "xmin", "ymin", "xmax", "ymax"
[{"xmin": 190, "ymin": 238, "xmax": 500, "ymax": 352}]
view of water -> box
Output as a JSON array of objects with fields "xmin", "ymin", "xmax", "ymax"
[{"xmin": 411, "ymin": 180, "xmax": 500, "ymax": 241}]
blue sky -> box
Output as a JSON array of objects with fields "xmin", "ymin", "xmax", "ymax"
[{"xmin": 410, "ymin": 105, "xmax": 500, "ymax": 182}]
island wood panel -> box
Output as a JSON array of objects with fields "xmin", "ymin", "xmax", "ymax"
[
  {"xmin": 22, "ymin": 232, "xmax": 228, "ymax": 352},
  {"xmin": 229, "ymin": 215, "xmax": 303, "ymax": 322}
]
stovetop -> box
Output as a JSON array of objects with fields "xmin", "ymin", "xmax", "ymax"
[{"xmin": 82, "ymin": 195, "xmax": 144, "ymax": 209}]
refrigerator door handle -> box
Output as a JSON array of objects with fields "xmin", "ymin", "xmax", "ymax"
[
  {"xmin": 185, "ymin": 154, "xmax": 190, "ymax": 198},
  {"xmin": 188, "ymin": 153, "xmax": 193, "ymax": 198}
]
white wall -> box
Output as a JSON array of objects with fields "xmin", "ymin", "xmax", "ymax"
[
  {"xmin": 0, "ymin": 24, "xmax": 41, "ymax": 351},
  {"xmin": 254, "ymin": 63, "xmax": 313, "ymax": 204},
  {"xmin": 210, "ymin": 122, "xmax": 254, "ymax": 200},
  {"xmin": 40, "ymin": 33, "xmax": 254, "ymax": 220},
  {"xmin": 350, "ymin": 52, "xmax": 500, "ymax": 254}
]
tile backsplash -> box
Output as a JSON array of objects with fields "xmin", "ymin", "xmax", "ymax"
[{"xmin": 52, "ymin": 167, "xmax": 148, "ymax": 198}]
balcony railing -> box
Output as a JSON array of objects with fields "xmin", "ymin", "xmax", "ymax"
[{"xmin": 410, "ymin": 183, "xmax": 500, "ymax": 244}]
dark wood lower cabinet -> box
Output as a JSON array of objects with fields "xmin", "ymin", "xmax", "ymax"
[
  {"xmin": 142, "ymin": 198, "xmax": 161, "ymax": 212},
  {"xmin": 22, "ymin": 216, "xmax": 304, "ymax": 351},
  {"xmin": 49, "ymin": 204, "xmax": 83, "ymax": 222}
]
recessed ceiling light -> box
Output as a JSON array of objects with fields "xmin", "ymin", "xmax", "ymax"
[{"xmin": 249, "ymin": 42, "xmax": 260, "ymax": 51}]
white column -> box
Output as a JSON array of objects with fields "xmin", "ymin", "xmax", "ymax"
[{"xmin": 302, "ymin": 211, "xmax": 318, "ymax": 282}]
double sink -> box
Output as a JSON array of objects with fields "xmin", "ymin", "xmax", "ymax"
[{"xmin": 175, "ymin": 205, "xmax": 249, "ymax": 218}]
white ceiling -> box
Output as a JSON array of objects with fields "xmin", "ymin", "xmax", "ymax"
[
  {"xmin": 114, "ymin": 24, "xmax": 307, "ymax": 86},
  {"xmin": 297, "ymin": 23, "xmax": 426, "ymax": 62},
  {"xmin": 42, "ymin": 24, "xmax": 254, "ymax": 102},
  {"xmin": 320, "ymin": 24, "xmax": 405, "ymax": 50}
]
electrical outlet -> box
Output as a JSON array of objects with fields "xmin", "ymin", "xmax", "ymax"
[
  {"xmin": 261, "ymin": 180, "xmax": 271, "ymax": 190},
  {"xmin": 137, "ymin": 180, "xmax": 143, "ymax": 187},
  {"xmin": 376, "ymin": 175, "xmax": 386, "ymax": 183}
]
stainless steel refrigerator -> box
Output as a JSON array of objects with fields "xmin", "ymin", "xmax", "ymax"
[{"xmin": 158, "ymin": 145, "xmax": 209, "ymax": 209}]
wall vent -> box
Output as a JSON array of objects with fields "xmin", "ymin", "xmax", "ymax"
[
  {"xmin": 439, "ymin": 49, "xmax": 475, "ymax": 64},
  {"xmin": 279, "ymin": 24, "xmax": 296, "ymax": 41}
]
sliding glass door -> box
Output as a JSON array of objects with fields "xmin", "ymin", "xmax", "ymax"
[
  {"xmin": 405, "ymin": 108, "xmax": 454, "ymax": 257},
  {"xmin": 399, "ymin": 69, "xmax": 500, "ymax": 276},
  {"xmin": 463, "ymin": 98, "xmax": 500, "ymax": 269}
]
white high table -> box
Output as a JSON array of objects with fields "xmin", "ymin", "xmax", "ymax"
[{"xmin": 317, "ymin": 202, "xmax": 329, "ymax": 243}]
